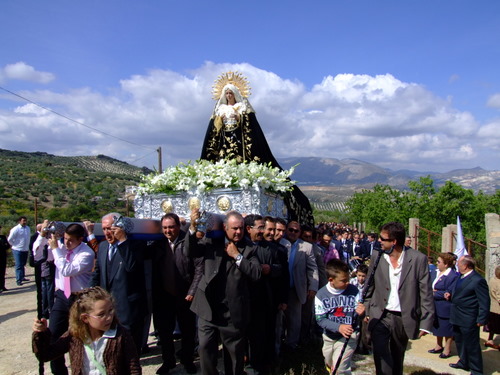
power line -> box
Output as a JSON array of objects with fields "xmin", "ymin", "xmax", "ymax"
[
  {"xmin": 129, "ymin": 149, "xmax": 158, "ymax": 164},
  {"xmin": 0, "ymin": 85, "xmax": 156, "ymax": 151}
]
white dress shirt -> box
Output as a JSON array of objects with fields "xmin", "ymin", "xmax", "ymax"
[
  {"xmin": 8, "ymin": 224, "xmax": 30, "ymax": 251},
  {"xmin": 384, "ymin": 250, "xmax": 405, "ymax": 312},
  {"xmin": 52, "ymin": 241, "xmax": 95, "ymax": 292}
]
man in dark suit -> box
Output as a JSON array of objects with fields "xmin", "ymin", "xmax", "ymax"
[
  {"xmin": 150, "ymin": 213, "xmax": 203, "ymax": 374},
  {"xmin": 0, "ymin": 225, "xmax": 11, "ymax": 292},
  {"xmin": 364, "ymin": 222, "xmax": 434, "ymax": 375},
  {"xmin": 30, "ymin": 224, "xmax": 44, "ymax": 319},
  {"xmin": 90, "ymin": 213, "xmax": 146, "ymax": 354},
  {"xmin": 361, "ymin": 232, "xmax": 379, "ymax": 260},
  {"xmin": 447, "ymin": 255, "xmax": 490, "ymax": 374},
  {"xmin": 337, "ymin": 230, "xmax": 353, "ymax": 264},
  {"xmin": 185, "ymin": 210, "xmax": 261, "ymax": 375},
  {"xmin": 283, "ymin": 221, "xmax": 319, "ymax": 350},
  {"xmin": 351, "ymin": 233, "xmax": 369, "ymax": 262}
]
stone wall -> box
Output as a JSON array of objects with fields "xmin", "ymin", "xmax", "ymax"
[{"xmin": 485, "ymin": 213, "xmax": 500, "ymax": 281}]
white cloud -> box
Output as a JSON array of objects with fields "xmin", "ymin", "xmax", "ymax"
[
  {"xmin": 0, "ymin": 62, "xmax": 495, "ymax": 172},
  {"xmin": 449, "ymin": 74, "xmax": 460, "ymax": 84},
  {"xmin": 486, "ymin": 93, "xmax": 500, "ymax": 108},
  {"xmin": 477, "ymin": 120, "xmax": 500, "ymax": 150},
  {"xmin": 0, "ymin": 62, "xmax": 55, "ymax": 84}
]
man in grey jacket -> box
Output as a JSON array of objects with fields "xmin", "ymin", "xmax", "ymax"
[{"xmin": 364, "ymin": 222, "xmax": 434, "ymax": 375}]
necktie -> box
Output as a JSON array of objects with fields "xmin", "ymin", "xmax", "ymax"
[
  {"xmin": 288, "ymin": 241, "xmax": 298, "ymax": 288},
  {"xmin": 108, "ymin": 243, "xmax": 117, "ymax": 261},
  {"xmin": 64, "ymin": 249, "xmax": 74, "ymax": 298}
]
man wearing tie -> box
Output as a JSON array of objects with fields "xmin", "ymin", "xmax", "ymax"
[
  {"xmin": 283, "ymin": 221, "xmax": 319, "ymax": 350},
  {"xmin": 351, "ymin": 233, "xmax": 368, "ymax": 263},
  {"xmin": 47, "ymin": 223, "xmax": 94, "ymax": 374},
  {"xmin": 150, "ymin": 213, "xmax": 202, "ymax": 374},
  {"xmin": 338, "ymin": 230, "xmax": 352, "ymax": 264},
  {"xmin": 185, "ymin": 210, "xmax": 261, "ymax": 375},
  {"xmin": 361, "ymin": 233, "xmax": 379, "ymax": 260},
  {"xmin": 447, "ymin": 255, "xmax": 490, "ymax": 374},
  {"xmin": 91, "ymin": 213, "xmax": 146, "ymax": 354}
]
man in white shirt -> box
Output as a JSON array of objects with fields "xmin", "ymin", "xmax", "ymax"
[
  {"xmin": 47, "ymin": 222, "xmax": 95, "ymax": 374},
  {"xmin": 8, "ymin": 216, "xmax": 31, "ymax": 286},
  {"xmin": 363, "ymin": 222, "xmax": 434, "ymax": 375}
]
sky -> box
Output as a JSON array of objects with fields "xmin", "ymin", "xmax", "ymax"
[{"xmin": 1, "ymin": 0, "xmax": 499, "ymax": 173}]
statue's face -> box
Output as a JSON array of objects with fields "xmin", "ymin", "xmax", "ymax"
[{"xmin": 225, "ymin": 90, "xmax": 235, "ymax": 104}]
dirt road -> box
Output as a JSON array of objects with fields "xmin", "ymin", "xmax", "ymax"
[{"xmin": 1, "ymin": 266, "xmax": 499, "ymax": 375}]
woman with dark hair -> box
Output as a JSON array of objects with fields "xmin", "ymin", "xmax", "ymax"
[{"xmin": 428, "ymin": 252, "xmax": 459, "ymax": 358}]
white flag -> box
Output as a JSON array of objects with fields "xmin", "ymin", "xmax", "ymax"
[{"xmin": 454, "ymin": 216, "xmax": 468, "ymax": 259}]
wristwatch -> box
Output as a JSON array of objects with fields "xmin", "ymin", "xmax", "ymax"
[{"xmin": 235, "ymin": 254, "xmax": 243, "ymax": 262}]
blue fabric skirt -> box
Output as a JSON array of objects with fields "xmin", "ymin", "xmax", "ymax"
[{"xmin": 433, "ymin": 316, "xmax": 454, "ymax": 337}]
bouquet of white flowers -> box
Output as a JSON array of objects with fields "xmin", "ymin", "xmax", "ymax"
[{"xmin": 136, "ymin": 159, "xmax": 296, "ymax": 196}]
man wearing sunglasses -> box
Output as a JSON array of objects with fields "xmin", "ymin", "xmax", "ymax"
[{"xmin": 363, "ymin": 222, "xmax": 434, "ymax": 375}]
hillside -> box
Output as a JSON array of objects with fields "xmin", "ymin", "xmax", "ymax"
[
  {"xmin": 279, "ymin": 157, "xmax": 500, "ymax": 206},
  {"xmin": 0, "ymin": 149, "xmax": 148, "ymax": 222},
  {"xmin": 1, "ymin": 149, "xmax": 498, "ymax": 223}
]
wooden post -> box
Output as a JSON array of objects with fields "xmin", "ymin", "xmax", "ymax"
[
  {"xmin": 34, "ymin": 198, "xmax": 38, "ymax": 227},
  {"xmin": 157, "ymin": 147, "xmax": 162, "ymax": 173}
]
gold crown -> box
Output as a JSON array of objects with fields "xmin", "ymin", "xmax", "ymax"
[{"xmin": 212, "ymin": 71, "xmax": 251, "ymax": 100}]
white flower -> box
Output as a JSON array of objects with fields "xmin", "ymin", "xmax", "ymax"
[{"xmin": 137, "ymin": 159, "xmax": 295, "ymax": 195}]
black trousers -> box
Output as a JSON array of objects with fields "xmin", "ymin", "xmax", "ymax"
[
  {"xmin": 34, "ymin": 264, "xmax": 43, "ymax": 318},
  {"xmin": 453, "ymin": 324, "xmax": 483, "ymax": 374},
  {"xmin": 152, "ymin": 291, "xmax": 196, "ymax": 365},
  {"xmin": 0, "ymin": 249, "xmax": 7, "ymax": 290},
  {"xmin": 48, "ymin": 290, "xmax": 73, "ymax": 375},
  {"xmin": 248, "ymin": 305, "xmax": 276, "ymax": 374},
  {"xmin": 198, "ymin": 317, "xmax": 246, "ymax": 375},
  {"xmin": 371, "ymin": 310, "xmax": 409, "ymax": 375}
]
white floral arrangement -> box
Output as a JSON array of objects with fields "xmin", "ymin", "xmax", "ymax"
[{"xmin": 136, "ymin": 159, "xmax": 296, "ymax": 196}]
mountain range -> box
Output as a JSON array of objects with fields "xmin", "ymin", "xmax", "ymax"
[
  {"xmin": 1, "ymin": 149, "xmax": 498, "ymax": 211},
  {"xmin": 278, "ymin": 157, "xmax": 500, "ymax": 195}
]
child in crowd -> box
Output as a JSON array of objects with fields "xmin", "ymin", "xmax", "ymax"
[
  {"xmin": 349, "ymin": 264, "xmax": 371, "ymax": 355},
  {"xmin": 349, "ymin": 264, "xmax": 368, "ymax": 292},
  {"xmin": 315, "ymin": 259, "xmax": 365, "ymax": 375},
  {"xmin": 33, "ymin": 286, "xmax": 141, "ymax": 374}
]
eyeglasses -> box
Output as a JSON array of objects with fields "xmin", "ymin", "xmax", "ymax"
[
  {"xmin": 252, "ymin": 225, "xmax": 265, "ymax": 230},
  {"xmin": 287, "ymin": 228, "xmax": 300, "ymax": 233},
  {"xmin": 85, "ymin": 309, "xmax": 114, "ymax": 320},
  {"xmin": 379, "ymin": 236, "xmax": 393, "ymax": 242}
]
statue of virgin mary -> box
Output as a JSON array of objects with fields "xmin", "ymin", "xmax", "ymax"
[{"xmin": 201, "ymin": 72, "xmax": 314, "ymax": 226}]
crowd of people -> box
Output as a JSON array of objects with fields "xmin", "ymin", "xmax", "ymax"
[{"xmin": 0, "ymin": 213, "xmax": 499, "ymax": 375}]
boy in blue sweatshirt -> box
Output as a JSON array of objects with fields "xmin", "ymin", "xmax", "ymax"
[{"xmin": 315, "ymin": 259, "xmax": 365, "ymax": 374}]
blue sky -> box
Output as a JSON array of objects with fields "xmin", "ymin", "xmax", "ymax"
[{"xmin": 1, "ymin": 0, "xmax": 499, "ymax": 173}]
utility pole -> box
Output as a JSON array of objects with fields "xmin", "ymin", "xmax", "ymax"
[
  {"xmin": 157, "ymin": 146, "xmax": 162, "ymax": 173},
  {"xmin": 34, "ymin": 198, "xmax": 38, "ymax": 227}
]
